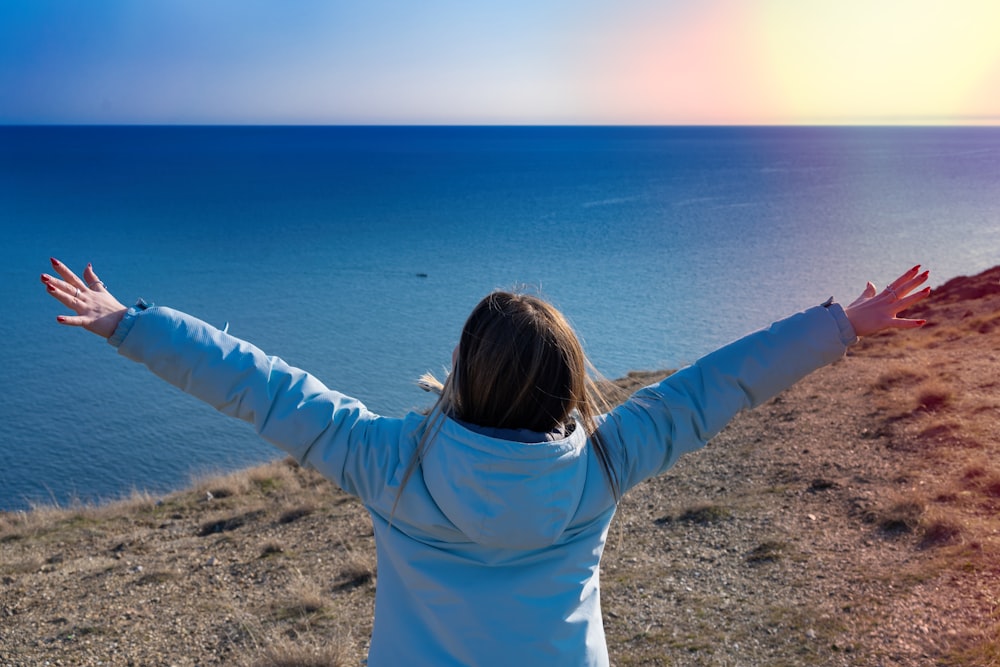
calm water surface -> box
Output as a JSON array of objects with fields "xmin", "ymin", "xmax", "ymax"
[{"xmin": 1, "ymin": 126, "xmax": 998, "ymax": 510}]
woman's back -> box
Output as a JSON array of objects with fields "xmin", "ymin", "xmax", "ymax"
[{"xmin": 365, "ymin": 414, "xmax": 617, "ymax": 666}]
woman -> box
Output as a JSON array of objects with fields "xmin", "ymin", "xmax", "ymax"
[{"xmin": 41, "ymin": 258, "xmax": 929, "ymax": 666}]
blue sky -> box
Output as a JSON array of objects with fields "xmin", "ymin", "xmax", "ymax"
[{"xmin": 3, "ymin": 0, "xmax": 999, "ymax": 124}]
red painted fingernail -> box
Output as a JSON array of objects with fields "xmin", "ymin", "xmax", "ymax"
[
  {"xmin": 40, "ymin": 273, "xmax": 49, "ymax": 282},
  {"xmin": 50, "ymin": 257, "xmax": 59, "ymax": 265},
  {"xmin": 46, "ymin": 284, "xmax": 56, "ymax": 292},
  {"xmin": 56, "ymin": 316, "xmax": 66, "ymax": 323},
  {"xmin": 910, "ymin": 265, "xmax": 920, "ymax": 272}
]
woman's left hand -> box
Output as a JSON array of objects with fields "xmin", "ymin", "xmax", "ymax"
[
  {"xmin": 845, "ymin": 265, "xmax": 931, "ymax": 337},
  {"xmin": 41, "ymin": 258, "xmax": 127, "ymax": 339}
]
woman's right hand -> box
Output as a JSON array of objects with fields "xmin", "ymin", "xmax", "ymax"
[
  {"xmin": 844, "ymin": 265, "xmax": 930, "ymax": 337},
  {"xmin": 41, "ymin": 258, "xmax": 127, "ymax": 339}
]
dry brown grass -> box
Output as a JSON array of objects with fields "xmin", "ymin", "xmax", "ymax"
[
  {"xmin": 872, "ymin": 364, "xmax": 927, "ymax": 392},
  {"xmin": 227, "ymin": 605, "xmax": 358, "ymax": 667},
  {"xmin": 333, "ymin": 539, "xmax": 377, "ymax": 591},
  {"xmin": 745, "ymin": 539, "xmax": 788, "ymax": 564},
  {"xmin": 916, "ymin": 419, "xmax": 969, "ymax": 447},
  {"xmin": 278, "ymin": 503, "xmax": 317, "ymax": 524},
  {"xmin": 136, "ymin": 567, "xmax": 182, "ymax": 586},
  {"xmin": 873, "ymin": 495, "xmax": 927, "ymax": 537},
  {"xmin": 271, "ymin": 571, "xmax": 330, "ymax": 620},
  {"xmin": 0, "ymin": 489, "xmax": 159, "ymax": 543},
  {"xmin": 915, "ymin": 378, "xmax": 956, "ymax": 412},
  {"xmin": 960, "ymin": 312, "xmax": 1000, "ymax": 336},
  {"xmin": 260, "ymin": 540, "xmax": 286, "ymax": 557},
  {"xmin": 955, "ymin": 459, "xmax": 1000, "ymax": 513},
  {"xmin": 245, "ymin": 648, "xmax": 353, "ymax": 667},
  {"xmin": 919, "ymin": 514, "xmax": 965, "ymax": 549},
  {"xmin": 241, "ymin": 634, "xmax": 355, "ymax": 667},
  {"xmin": 662, "ymin": 502, "xmax": 732, "ymax": 525},
  {"xmin": 198, "ymin": 506, "xmax": 268, "ymax": 536},
  {"xmin": 192, "ymin": 457, "xmax": 306, "ymax": 502},
  {"xmin": 0, "ymin": 553, "xmax": 45, "ymax": 576}
]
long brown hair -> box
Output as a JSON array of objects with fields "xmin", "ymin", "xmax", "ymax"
[{"xmin": 395, "ymin": 291, "xmax": 622, "ymax": 515}]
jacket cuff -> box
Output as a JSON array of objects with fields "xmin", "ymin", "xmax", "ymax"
[
  {"xmin": 107, "ymin": 299, "xmax": 154, "ymax": 348},
  {"xmin": 825, "ymin": 301, "xmax": 859, "ymax": 347}
]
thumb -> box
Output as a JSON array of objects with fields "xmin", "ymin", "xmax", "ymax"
[{"xmin": 849, "ymin": 281, "xmax": 877, "ymax": 308}]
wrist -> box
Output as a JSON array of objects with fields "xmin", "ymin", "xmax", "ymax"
[
  {"xmin": 823, "ymin": 299, "xmax": 860, "ymax": 346},
  {"xmin": 107, "ymin": 299, "xmax": 153, "ymax": 347},
  {"xmin": 102, "ymin": 308, "xmax": 127, "ymax": 339}
]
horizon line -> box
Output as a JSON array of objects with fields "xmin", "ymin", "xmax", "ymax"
[{"xmin": 3, "ymin": 120, "xmax": 1000, "ymax": 128}]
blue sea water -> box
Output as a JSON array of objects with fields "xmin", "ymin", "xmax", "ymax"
[{"xmin": 1, "ymin": 125, "xmax": 998, "ymax": 511}]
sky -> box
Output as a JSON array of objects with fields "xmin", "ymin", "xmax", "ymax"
[{"xmin": 2, "ymin": 0, "xmax": 999, "ymax": 125}]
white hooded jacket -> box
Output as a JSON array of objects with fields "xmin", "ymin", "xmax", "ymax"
[{"xmin": 112, "ymin": 302, "xmax": 857, "ymax": 666}]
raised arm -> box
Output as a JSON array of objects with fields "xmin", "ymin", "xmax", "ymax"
[
  {"xmin": 40, "ymin": 258, "xmax": 402, "ymax": 501},
  {"xmin": 599, "ymin": 266, "xmax": 930, "ymax": 495}
]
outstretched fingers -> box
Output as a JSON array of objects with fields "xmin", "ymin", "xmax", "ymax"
[
  {"xmin": 848, "ymin": 281, "xmax": 877, "ymax": 309},
  {"xmin": 889, "ymin": 286, "xmax": 931, "ymax": 325},
  {"xmin": 882, "ymin": 269, "xmax": 931, "ymax": 329},
  {"xmin": 845, "ymin": 264, "xmax": 932, "ymax": 337},
  {"xmin": 884, "ymin": 265, "xmax": 928, "ymax": 299},
  {"xmin": 83, "ymin": 263, "xmax": 108, "ymax": 292},
  {"xmin": 54, "ymin": 313, "xmax": 90, "ymax": 327},
  {"xmin": 49, "ymin": 257, "xmax": 87, "ymax": 291},
  {"xmin": 41, "ymin": 258, "xmax": 87, "ymax": 313},
  {"xmin": 42, "ymin": 258, "xmax": 128, "ymax": 337},
  {"xmin": 898, "ymin": 269, "xmax": 929, "ymax": 297},
  {"xmin": 40, "ymin": 271, "xmax": 81, "ymax": 313}
]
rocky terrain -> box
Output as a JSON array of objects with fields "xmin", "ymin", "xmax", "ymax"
[{"xmin": 2, "ymin": 266, "xmax": 999, "ymax": 666}]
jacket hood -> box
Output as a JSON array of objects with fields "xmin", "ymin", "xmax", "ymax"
[{"xmin": 419, "ymin": 417, "xmax": 590, "ymax": 550}]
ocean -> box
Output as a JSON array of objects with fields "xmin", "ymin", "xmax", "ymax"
[{"xmin": 1, "ymin": 125, "xmax": 998, "ymax": 511}]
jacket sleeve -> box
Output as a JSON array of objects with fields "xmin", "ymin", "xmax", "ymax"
[
  {"xmin": 597, "ymin": 303, "xmax": 858, "ymax": 495},
  {"xmin": 112, "ymin": 306, "xmax": 404, "ymax": 500}
]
